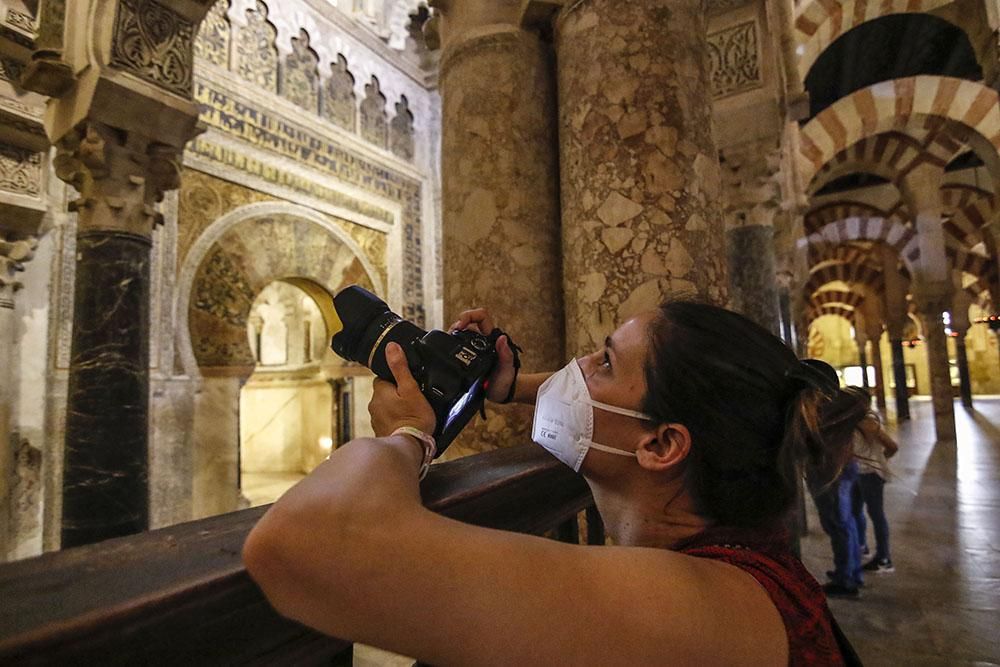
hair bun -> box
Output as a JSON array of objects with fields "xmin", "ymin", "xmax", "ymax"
[{"xmin": 785, "ymin": 359, "xmax": 839, "ymax": 398}]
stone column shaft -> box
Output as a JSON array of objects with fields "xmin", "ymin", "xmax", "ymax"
[
  {"xmin": 436, "ymin": 3, "xmax": 564, "ymax": 454},
  {"xmin": 726, "ymin": 225, "xmax": 780, "ymax": 334},
  {"xmin": 555, "ymin": 0, "xmax": 725, "ymax": 357},
  {"xmin": 870, "ymin": 339, "xmax": 887, "ymax": 411},
  {"xmin": 954, "ymin": 331, "xmax": 973, "ymax": 409},
  {"xmin": 890, "ymin": 338, "xmax": 910, "ymax": 421},
  {"xmin": 54, "ymin": 123, "xmax": 180, "ymax": 547},
  {"xmin": 857, "ymin": 340, "xmax": 870, "ymax": 392},
  {"xmin": 915, "ymin": 295, "xmax": 957, "ymax": 442}
]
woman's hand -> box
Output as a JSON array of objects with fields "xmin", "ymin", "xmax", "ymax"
[
  {"xmin": 450, "ymin": 308, "xmax": 516, "ymax": 403},
  {"xmin": 369, "ymin": 342, "xmax": 437, "ymax": 436}
]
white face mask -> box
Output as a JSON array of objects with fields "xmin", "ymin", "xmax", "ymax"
[{"xmin": 532, "ymin": 360, "xmax": 653, "ymax": 471}]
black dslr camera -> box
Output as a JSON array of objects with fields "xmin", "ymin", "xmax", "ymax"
[{"xmin": 328, "ymin": 285, "xmax": 512, "ymax": 455}]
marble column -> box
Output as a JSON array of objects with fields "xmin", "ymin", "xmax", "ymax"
[
  {"xmin": 555, "ymin": 0, "xmax": 726, "ymax": 357},
  {"xmin": 721, "ymin": 145, "xmax": 782, "ymax": 334},
  {"xmin": 869, "ymin": 338, "xmax": 887, "ymax": 411},
  {"xmin": 954, "ymin": 330, "xmax": 973, "ymax": 409},
  {"xmin": 432, "ymin": 0, "xmax": 564, "ymax": 455},
  {"xmin": 53, "ymin": 123, "xmax": 181, "ymax": 547},
  {"xmin": 726, "ymin": 225, "xmax": 780, "ymax": 334},
  {"xmin": 857, "ymin": 339, "xmax": 870, "ymax": 392},
  {"xmin": 950, "ymin": 279, "xmax": 973, "ymax": 410},
  {"xmin": 0, "ymin": 236, "xmax": 35, "ymax": 560},
  {"xmin": 903, "ymin": 165, "xmax": 956, "ymax": 441},
  {"xmin": 880, "ymin": 244, "xmax": 910, "ymax": 420},
  {"xmin": 889, "ymin": 336, "xmax": 911, "ymax": 421},
  {"xmin": 914, "ymin": 291, "xmax": 957, "ymax": 442}
]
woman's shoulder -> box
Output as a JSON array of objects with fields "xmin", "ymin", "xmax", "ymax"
[{"xmin": 676, "ymin": 526, "xmax": 846, "ymax": 666}]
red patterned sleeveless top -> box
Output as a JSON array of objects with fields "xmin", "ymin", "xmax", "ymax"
[{"xmin": 676, "ymin": 525, "xmax": 847, "ymax": 666}]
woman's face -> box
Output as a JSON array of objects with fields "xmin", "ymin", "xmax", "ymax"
[{"xmin": 576, "ymin": 311, "xmax": 657, "ymax": 466}]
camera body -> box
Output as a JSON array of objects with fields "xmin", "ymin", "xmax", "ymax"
[{"xmin": 328, "ymin": 285, "xmax": 502, "ymax": 454}]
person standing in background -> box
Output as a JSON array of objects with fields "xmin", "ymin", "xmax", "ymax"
[{"xmin": 853, "ymin": 400, "xmax": 899, "ymax": 574}]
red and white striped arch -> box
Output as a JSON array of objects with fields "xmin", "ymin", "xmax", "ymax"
[
  {"xmin": 798, "ymin": 76, "xmax": 1000, "ymax": 189},
  {"xmin": 794, "ymin": 0, "xmax": 955, "ymax": 82}
]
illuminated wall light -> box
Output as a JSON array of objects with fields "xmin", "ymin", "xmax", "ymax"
[{"xmin": 319, "ymin": 437, "xmax": 334, "ymax": 451}]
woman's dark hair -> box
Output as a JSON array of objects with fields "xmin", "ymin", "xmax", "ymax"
[{"xmin": 642, "ymin": 301, "xmax": 859, "ymax": 528}]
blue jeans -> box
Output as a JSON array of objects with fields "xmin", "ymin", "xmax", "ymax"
[
  {"xmin": 854, "ymin": 472, "xmax": 891, "ymax": 561},
  {"xmin": 811, "ymin": 461, "xmax": 863, "ymax": 588}
]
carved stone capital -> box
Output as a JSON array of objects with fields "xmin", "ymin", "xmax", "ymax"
[
  {"xmin": 53, "ymin": 122, "xmax": 182, "ymax": 238},
  {"xmin": 719, "ymin": 142, "xmax": 783, "ymax": 229},
  {"xmin": 0, "ymin": 233, "xmax": 37, "ymax": 303}
]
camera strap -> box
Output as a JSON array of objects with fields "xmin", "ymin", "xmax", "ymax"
[{"xmin": 492, "ymin": 328, "xmax": 522, "ymax": 405}]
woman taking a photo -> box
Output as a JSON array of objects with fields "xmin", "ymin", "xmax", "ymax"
[{"xmin": 244, "ymin": 301, "xmax": 856, "ymax": 665}]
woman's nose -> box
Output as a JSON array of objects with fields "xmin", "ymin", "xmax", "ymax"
[{"xmin": 577, "ymin": 352, "xmax": 598, "ymax": 377}]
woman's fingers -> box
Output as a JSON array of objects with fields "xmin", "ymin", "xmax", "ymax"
[
  {"xmin": 485, "ymin": 335, "xmax": 517, "ymax": 402},
  {"xmin": 450, "ymin": 308, "xmax": 496, "ymax": 335},
  {"xmin": 385, "ymin": 343, "xmax": 419, "ymax": 395}
]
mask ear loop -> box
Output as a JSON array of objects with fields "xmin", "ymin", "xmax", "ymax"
[{"xmin": 589, "ymin": 398, "xmax": 652, "ymax": 421}]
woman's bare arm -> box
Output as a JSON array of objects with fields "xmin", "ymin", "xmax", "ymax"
[
  {"xmin": 243, "ymin": 346, "xmax": 787, "ymax": 666},
  {"xmin": 243, "ymin": 437, "xmax": 787, "ymax": 666}
]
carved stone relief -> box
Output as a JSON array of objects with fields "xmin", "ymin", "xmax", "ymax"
[
  {"xmin": 707, "ymin": 21, "xmax": 761, "ymax": 99},
  {"xmin": 188, "ymin": 213, "xmax": 379, "ymax": 367},
  {"xmin": 280, "ymin": 29, "xmax": 319, "ymax": 112},
  {"xmin": 0, "ymin": 234, "xmax": 36, "ymax": 304},
  {"xmin": 0, "ymin": 144, "xmax": 42, "ymax": 196},
  {"xmin": 191, "ymin": 78, "xmax": 425, "ymax": 323},
  {"xmin": 236, "ymin": 0, "xmax": 278, "ymax": 92},
  {"xmin": 178, "ymin": 168, "xmax": 274, "ymax": 267},
  {"xmin": 389, "ymin": 95, "xmax": 414, "ymax": 161},
  {"xmin": 193, "ymin": 246, "xmax": 257, "ymax": 327},
  {"xmin": 110, "ymin": 0, "xmax": 195, "ymax": 96},
  {"xmin": 13, "ymin": 438, "xmax": 42, "ymax": 533},
  {"xmin": 706, "ymin": 0, "xmax": 755, "ymax": 16},
  {"xmin": 5, "ymin": 8, "xmax": 35, "ymax": 33},
  {"xmin": 195, "ymin": 0, "xmax": 231, "ymax": 68},
  {"xmin": 321, "ymin": 54, "xmax": 357, "ymax": 132},
  {"xmin": 360, "ymin": 76, "xmax": 388, "ymax": 148},
  {"xmin": 0, "ymin": 56, "xmax": 24, "ymax": 82}
]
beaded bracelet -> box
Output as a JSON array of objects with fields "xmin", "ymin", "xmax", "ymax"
[{"xmin": 391, "ymin": 426, "xmax": 437, "ymax": 480}]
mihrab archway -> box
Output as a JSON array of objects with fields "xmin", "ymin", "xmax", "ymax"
[{"xmin": 178, "ymin": 202, "xmax": 385, "ymax": 518}]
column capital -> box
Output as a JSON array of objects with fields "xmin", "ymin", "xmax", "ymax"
[
  {"xmin": 719, "ymin": 140, "xmax": 783, "ymax": 230},
  {"xmin": 52, "ymin": 122, "xmax": 181, "ymax": 238},
  {"xmin": 0, "ymin": 234, "xmax": 37, "ymax": 304}
]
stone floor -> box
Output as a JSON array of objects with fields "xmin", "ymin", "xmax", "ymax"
[{"xmin": 800, "ymin": 397, "xmax": 1000, "ymax": 666}]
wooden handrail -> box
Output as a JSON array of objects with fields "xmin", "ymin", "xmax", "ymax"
[{"xmin": 0, "ymin": 444, "xmax": 593, "ymax": 665}]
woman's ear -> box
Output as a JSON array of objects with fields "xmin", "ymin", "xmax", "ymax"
[{"xmin": 635, "ymin": 423, "xmax": 692, "ymax": 472}]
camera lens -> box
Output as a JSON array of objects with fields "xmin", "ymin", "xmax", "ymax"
[{"xmin": 330, "ymin": 286, "xmax": 426, "ymax": 382}]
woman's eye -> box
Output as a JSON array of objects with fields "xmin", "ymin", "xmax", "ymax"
[{"xmin": 601, "ymin": 351, "xmax": 612, "ymax": 369}]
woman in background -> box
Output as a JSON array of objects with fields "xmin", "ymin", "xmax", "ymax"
[{"xmin": 852, "ymin": 396, "xmax": 899, "ymax": 574}]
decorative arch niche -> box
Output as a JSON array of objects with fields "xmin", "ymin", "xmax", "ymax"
[{"xmin": 178, "ymin": 202, "xmax": 384, "ymax": 518}]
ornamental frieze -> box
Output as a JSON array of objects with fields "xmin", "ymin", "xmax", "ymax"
[
  {"xmin": 192, "ymin": 78, "xmax": 425, "ymax": 323},
  {"xmin": 110, "ymin": 0, "xmax": 195, "ymax": 96},
  {"xmin": 321, "ymin": 54, "xmax": 357, "ymax": 132},
  {"xmin": 195, "ymin": 0, "xmax": 231, "ymax": 68},
  {"xmin": 187, "ymin": 137, "xmax": 394, "ymax": 225},
  {"xmin": 0, "ymin": 144, "xmax": 42, "ymax": 196},
  {"xmin": 0, "ymin": 56, "xmax": 24, "ymax": 82},
  {"xmin": 5, "ymin": 8, "xmax": 34, "ymax": 33},
  {"xmin": 707, "ymin": 21, "xmax": 762, "ymax": 99},
  {"xmin": 236, "ymin": 0, "xmax": 277, "ymax": 92},
  {"xmin": 281, "ymin": 29, "xmax": 320, "ymax": 112}
]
